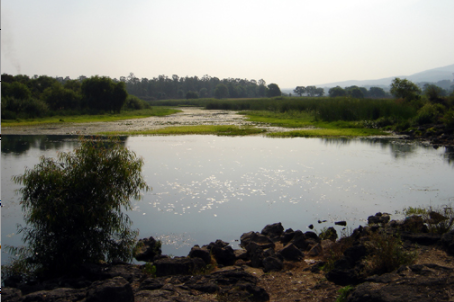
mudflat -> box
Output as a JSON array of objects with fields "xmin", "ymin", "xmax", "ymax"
[{"xmin": 1, "ymin": 108, "xmax": 261, "ymax": 135}]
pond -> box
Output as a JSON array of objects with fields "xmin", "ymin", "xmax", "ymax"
[{"xmin": 2, "ymin": 135, "xmax": 454, "ymax": 265}]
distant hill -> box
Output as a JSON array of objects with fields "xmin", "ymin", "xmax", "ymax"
[
  {"xmin": 282, "ymin": 64, "xmax": 454, "ymax": 94},
  {"xmin": 316, "ymin": 64, "xmax": 454, "ymax": 88}
]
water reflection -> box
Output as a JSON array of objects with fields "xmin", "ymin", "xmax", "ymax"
[
  {"xmin": 1, "ymin": 135, "xmax": 128, "ymax": 156},
  {"xmin": 322, "ymin": 137, "xmax": 454, "ymax": 164}
]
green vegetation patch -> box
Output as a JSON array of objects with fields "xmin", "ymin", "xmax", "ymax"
[
  {"xmin": 1, "ymin": 107, "xmax": 180, "ymax": 127},
  {"xmin": 267, "ymin": 128, "xmax": 387, "ymax": 138},
  {"xmin": 98, "ymin": 125, "xmax": 266, "ymax": 136}
]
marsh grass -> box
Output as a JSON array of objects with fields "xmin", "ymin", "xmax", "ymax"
[
  {"xmin": 365, "ymin": 229, "xmax": 417, "ymax": 275},
  {"xmin": 267, "ymin": 128, "xmax": 387, "ymax": 138},
  {"xmin": 1, "ymin": 107, "xmax": 181, "ymax": 127},
  {"xmin": 98, "ymin": 125, "xmax": 266, "ymax": 136}
]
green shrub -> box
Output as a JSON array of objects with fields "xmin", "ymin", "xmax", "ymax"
[
  {"xmin": 366, "ymin": 229, "xmax": 417, "ymax": 275},
  {"xmin": 442, "ymin": 109, "xmax": 454, "ymax": 130},
  {"xmin": 414, "ymin": 103, "xmax": 445, "ymax": 125},
  {"xmin": 336, "ymin": 285, "xmax": 354, "ymax": 302},
  {"xmin": 9, "ymin": 136, "xmax": 150, "ymax": 277}
]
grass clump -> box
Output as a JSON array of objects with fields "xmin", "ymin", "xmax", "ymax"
[
  {"xmin": 267, "ymin": 128, "xmax": 386, "ymax": 138},
  {"xmin": 98, "ymin": 125, "xmax": 266, "ymax": 136},
  {"xmin": 365, "ymin": 229, "xmax": 417, "ymax": 275},
  {"xmin": 336, "ymin": 285, "xmax": 354, "ymax": 302}
]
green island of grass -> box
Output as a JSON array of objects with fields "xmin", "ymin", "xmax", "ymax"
[
  {"xmin": 242, "ymin": 110, "xmax": 389, "ymax": 137},
  {"xmin": 97, "ymin": 125, "xmax": 266, "ymax": 136}
]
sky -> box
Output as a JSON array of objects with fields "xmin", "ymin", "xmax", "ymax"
[{"xmin": 2, "ymin": 0, "xmax": 454, "ymax": 88}]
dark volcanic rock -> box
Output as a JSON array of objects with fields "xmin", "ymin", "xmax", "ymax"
[
  {"xmin": 86, "ymin": 276, "xmax": 133, "ymax": 302},
  {"xmin": 134, "ymin": 236, "xmax": 161, "ymax": 262},
  {"xmin": 346, "ymin": 264, "xmax": 454, "ymax": 302},
  {"xmin": 289, "ymin": 230, "xmax": 309, "ymax": 250},
  {"xmin": 279, "ymin": 243, "xmax": 304, "ymax": 261},
  {"xmin": 154, "ymin": 257, "xmax": 206, "ymax": 277},
  {"xmin": 335, "ymin": 221, "xmax": 347, "ymax": 226},
  {"xmin": 262, "ymin": 257, "xmax": 284, "ymax": 272},
  {"xmin": 261, "ymin": 222, "xmax": 284, "ymax": 242},
  {"xmin": 211, "ymin": 241, "xmax": 236, "ymax": 267},
  {"xmin": 189, "ymin": 245, "xmax": 212, "ymax": 265},
  {"xmin": 280, "ymin": 228, "xmax": 295, "ymax": 245},
  {"xmin": 326, "ymin": 245, "xmax": 367, "ymax": 286},
  {"xmin": 240, "ymin": 231, "xmax": 275, "ymax": 249},
  {"xmin": 368, "ymin": 212, "xmax": 391, "ymax": 224}
]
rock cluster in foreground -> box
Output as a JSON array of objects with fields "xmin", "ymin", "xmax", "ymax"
[{"xmin": 3, "ymin": 213, "xmax": 454, "ymax": 302}]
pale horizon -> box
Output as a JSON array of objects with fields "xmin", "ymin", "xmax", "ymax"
[{"xmin": 2, "ymin": 0, "xmax": 454, "ymax": 88}]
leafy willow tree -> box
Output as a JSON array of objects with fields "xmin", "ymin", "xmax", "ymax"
[
  {"xmin": 10, "ymin": 137, "xmax": 150, "ymax": 276},
  {"xmin": 390, "ymin": 78, "xmax": 421, "ymax": 101}
]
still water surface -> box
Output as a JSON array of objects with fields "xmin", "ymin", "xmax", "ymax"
[{"xmin": 2, "ymin": 135, "xmax": 454, "ymax": 264}]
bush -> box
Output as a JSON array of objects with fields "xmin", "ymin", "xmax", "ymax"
[
  {"xmin": 9, "ymin": 137, "xmax": 150, "ymax": 277},
  {"xmin": 122, "ymin": 95, "xmax": 150, "ymax": 110},
  {"xmin": 366, "ymin": 229, "xmax": 417, "ymax": 275},
  {"xmin": 442, "ymin": 109, "xmax": 454, "ymax": 130},
  {"xmin": 414, "ymin": 103, "xmax": 445, "ymax": 125},
  {"xmin": 1, "ymin": 97, "xmax": 49, "ymax": 119}
]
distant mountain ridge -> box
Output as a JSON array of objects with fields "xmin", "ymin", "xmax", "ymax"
[{"xmin": 314, "ymin": 64, "xmax": 454, "ymax": 89}]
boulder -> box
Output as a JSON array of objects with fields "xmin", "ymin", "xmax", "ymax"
[
  {"xmin": 189, "ymin": 245, "xmax": 211, "ymax": 265},
  {"xmin": 261, "ymin": 222, "xmax": 284, "ymax": 241},
  {"xmin": 245, "ymin": 241, "xmax": 266, "ymax": 268},
  {"xmin": 134, "ymin": 236, "xmax": 161, "ymax": 262},
  {"xmin": 289, "ymin": 230, "xmax": 309, "ymax": 250},
  {"xmin": 280, "ymin": 228, "xmax": 295, "ymax": 245},
  {"xmin": 304, "ymin": 231, "xmax": 319, "ymax": 241},
  {"xmin": 368, "ymin": 212, "xmax": 390, "ymax": 224},
  {"xmin": 308, "ymin": 243, "xmax": 322, "ymax": 257},
  {"xmin": 240, "ymin": 231, "xmax": 275, "ymax": 250},
  {"xmin": 335, "ymin": 221, "xmax": 347, "ymax": 226},
  {"xmin": 262, "ymin": 257, "xmax": 284, "ymax": 272},
  {"xmin": 86, "ymin": 276, "xmax": 134, "ymax": 302},
  {"xmin": 211, "ymin": 243, "xmax": 236, "ymax": 267},
  {"xmin": 234, "ymin": 249, "xmax": 248, "ymax": 260},
  {"xmin": 279, "ymin": 243, "xmax": 304, "ymax": 261},
  {"xmin": 154, "ymin": 257, "xmax": 206, "ymax": 277}
]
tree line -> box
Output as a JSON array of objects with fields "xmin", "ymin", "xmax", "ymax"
[
  {"xmin": 121, "ymin": 73, "xmax": 282, "ymax": 100},
  {"xmin": 1, "ymin": 74, "xmax": 150, "ymax": 120}
]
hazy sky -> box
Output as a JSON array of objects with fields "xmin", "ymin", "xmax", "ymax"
[{"xmin": 2, "ymin": 0, "xmax": 454, "ymax": 88}]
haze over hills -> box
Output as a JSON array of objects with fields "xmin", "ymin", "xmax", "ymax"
[{"xmin": 316, "ymin": 64, "xmax": 454, "ymax": 88}]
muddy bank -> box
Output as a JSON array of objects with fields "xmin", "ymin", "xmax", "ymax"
[{"xmin": 1, "ymin": 108, "xmax": 265, "ymax": 135}]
